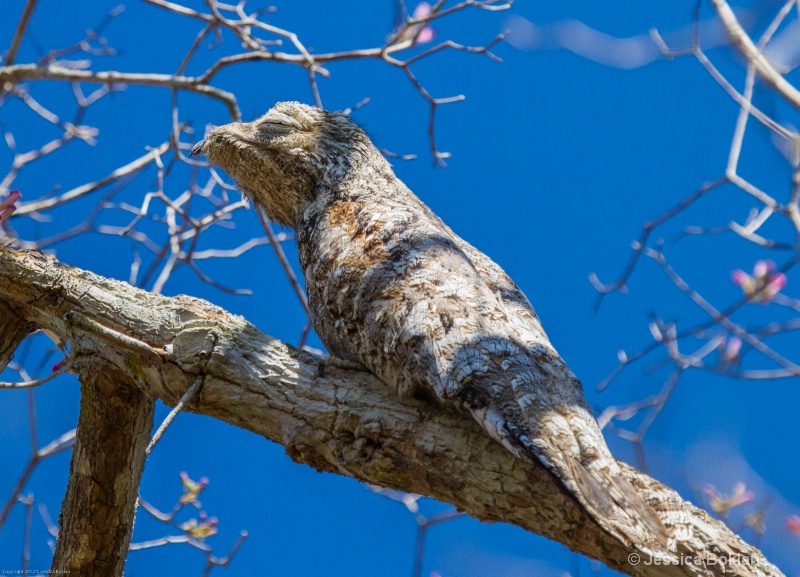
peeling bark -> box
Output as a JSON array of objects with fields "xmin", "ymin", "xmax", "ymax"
[{"xmin": 0, "ymin": 247, "xmax": 784, "ymax": 577}]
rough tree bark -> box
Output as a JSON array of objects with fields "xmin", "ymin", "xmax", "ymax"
[
  {"xmin": 0, "ymin": 247, "xmax": 784, "ymax": 577},
  {"xmin": 0, "ymin": 300, "xmax": 35, "ymax": 371},
  {"xmin": 51, "ymin": 368, "xmax": 154, "ymax": 577}
]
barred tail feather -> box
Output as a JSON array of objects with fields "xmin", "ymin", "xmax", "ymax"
[{"xmin": 510, "ymin": 420, "xmax": 668, "ymax": 550}]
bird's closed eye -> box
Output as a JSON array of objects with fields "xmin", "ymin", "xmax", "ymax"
[{"xmin": 257, "ymin": 111, "xmax": 302, "ymax": 134}]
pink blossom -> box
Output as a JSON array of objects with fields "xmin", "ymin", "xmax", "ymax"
[
  {"xmin": 788, "ymin": 515, "xmax": 800, "ymax": 536},
  {"xmin": 0, "ymin": 190, "xmax": 21, "ymax": 223},
  {"xmin": 730, "ymin": 269, "xmax": 755, "ymax": 296},
  {"xmin": 745, "ymin": 510, "xmax": 766, "ymax": 535},
  {"xmin": 719, "ymin": 336, "xmax": 741, "ymax": 366},
  {"xmin": 412, "ymin": 2, "xmax": 431, "ymax": 17},
  {"xmin": 763, "ymin": 273, "xmax": 787, "ymax": 301},
  {"xmin": 731, "ymin": 261, "xmax": 787, "ymax": 303},
  {"xmin": 412, "ymin": 3, "xmax": 437, "ymax": 44},
  {"xmin": 752, "ymin": 259, "xmax": 775, "ymax": 280},
  {"xmin": 392, "ymin": 3, "xmax": 437, "ymax": 46},
  {"xmin": 179, "ymin": 471, "xmax": 209, "ymax": 506},
  {"xmin": 704, "ymin": 482, "xmax": 754, "ymax": 517},
  {"xmin": 50, "ymin": 356, "xmax": 75, "ymax": 375},
  {"xmin": 181, "ymin": 513, "xmax": 219, "ymax": 538},
  {"xmin": 51, "ymin": 358, "xmax": 68, "ymax": 373}
]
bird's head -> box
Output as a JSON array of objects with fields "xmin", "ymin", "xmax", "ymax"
[{"xmin": 191, "ymin": 101, "xmax": 376, "ymax": 228}]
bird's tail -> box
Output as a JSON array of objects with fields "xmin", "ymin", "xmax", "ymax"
[
  {"xmin": 487, "ymin": 405, "xmax": 667, "ymax": 550},
  {"xmin": 464, "ymin": 356, "xmax": 668, "ymax": 551},
  {"xmin": 450, "ymin": 334, "xmax": 668, "ymax": 549}
]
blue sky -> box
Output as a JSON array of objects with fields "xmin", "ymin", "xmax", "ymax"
[{"xmin": 1, "ymin": 1, "xmax": 799, "ymax": 575}]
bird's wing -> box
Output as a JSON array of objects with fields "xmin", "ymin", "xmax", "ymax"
[
  {"xmin": 397, "ymin": 223, "xmax": 668, "ymax": 549},
  {"xmin": 311, "ymin": 190, "xmax": 667, "ymax": 549}
]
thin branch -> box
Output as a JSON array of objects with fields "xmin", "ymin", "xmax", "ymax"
[
  {"xmin": 4, "ymin": 0, "xmax": 40, "ymax": 66},
  {"xmin": 146, "ymin": 375, "xmax": 203, "ymax": 455},
  {"xmin": 589, "ymin": 177, "xmax": 728, "ymax": 311},
  {"xmin": 0, "ymin": 429, "xmax": 75, "ymax": 534},
  {"xmin": 0, "ymin": 65, "xmax": 240, "ymax": 119},
  {"xmin": 710, "ymin": 0, "xmax": 800, "ymax": 110},
  {"xmin": 258, "ymin": 210, "xmax": 310, "ymax": 317},
  {"xmin": 14, "ymin": 142, "xmax": 171, "ymax": 215}
]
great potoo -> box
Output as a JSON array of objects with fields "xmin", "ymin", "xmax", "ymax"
[{"xmin": 191, "ymin": 101, "xmax": 666, "ymax": 548}]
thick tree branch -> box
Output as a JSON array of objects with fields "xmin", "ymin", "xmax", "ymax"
[
  {"xmin": 51, "ymin": 367, "xmax": 154, "ymax": 577},
  {"xmin": 0, "ymin": 300, "xmax": 35, "ymax": 372},
  {"xmin": 0, "ymin": 247, "xmax": 783, "ymax": 577}
]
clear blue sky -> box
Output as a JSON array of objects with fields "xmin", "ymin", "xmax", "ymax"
[{"xmin": 1, "ymin": 1, "xmax": 798, "ymax": 575}]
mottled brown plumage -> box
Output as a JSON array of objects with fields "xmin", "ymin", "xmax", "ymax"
[{"xmin": 192, "ymin": 102, "xmax": 667, "ymax": 550}]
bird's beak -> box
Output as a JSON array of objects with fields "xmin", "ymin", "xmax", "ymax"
[{"xmin": 190, "ymin": 139, "xmax": 207, "ymax": 157}]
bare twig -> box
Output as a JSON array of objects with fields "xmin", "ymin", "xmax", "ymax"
[
  {"xmin": 146, "ymin": 375, "xmax": 204, "ymax": 455},
  {"xmin": 4, "ymin": 0, "xmax": 39, "ymax": 66},
  {"xmin": 711, "ymin": 0, "xmax": 800, "ymax": 110}
]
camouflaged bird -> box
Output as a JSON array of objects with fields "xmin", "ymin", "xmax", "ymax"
[{"xmin": 191, "ymin": 101, "xmax": 667, "ymax": 549}]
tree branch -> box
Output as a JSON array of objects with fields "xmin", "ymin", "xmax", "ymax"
[
  {"xmin": 0, "ymin": 64, "xmax": 240, "ymax": 119},
  {"xmin": 0, "ymin": 300, "xmax": 35, "ymax": 372},
  {"xmin": 710, "ymin": 0, "xmax": 800, "ymax": 110},
  {"xmin": 51, "ymin": 367, "xmax": 154, "ymax": 577},
  {"xmin": 4, "ymin": 0, "xmax": 39, "ymax": 67},
  {"xmin": 0, "ymin": 247, "xmax": 783, "ymax": 577}
]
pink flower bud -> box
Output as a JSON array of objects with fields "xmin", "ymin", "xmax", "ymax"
[
  {"xmin": 0, "ymin": 190, "xmax": 21, "ymax": 223},
  {"xmin": 788, "ymin": 515, "xmax": 800, "ymax": 536},
  {"xmin": 730, "ymin": 270, "xmax": 749, "ymax": 285},
  {"xmin": 416, "ymin": 27, "xmax": 436, "ymax": 44},
  {"xmin": 723, "ymin": 336, "xmax": 741, "ymax": 363},
  {"xmin": 412, "ymin": 2, "xmax": 432, "ymax": 18},
  {"xmin": 767, "ymin": 272, "xmax": 787, "ymax": 292},
  {"xmin": 753, "ymin": 259, "xmax": 775, "ymax": 280},
  {"xmin": 730, "ymin": 270, "xmax": 755, "ymax": 296}
]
